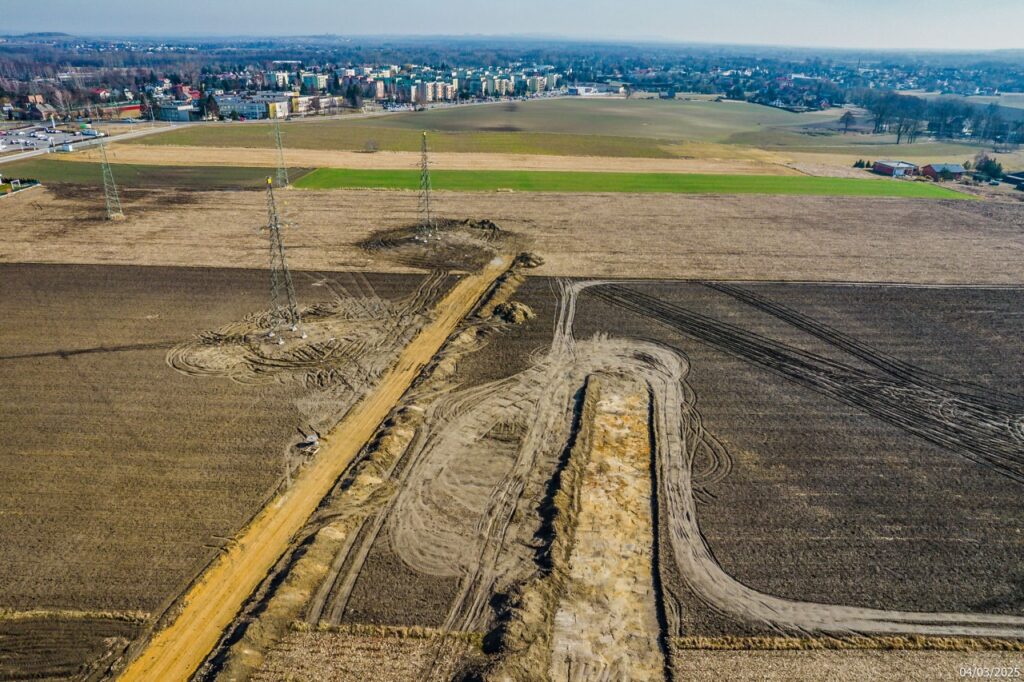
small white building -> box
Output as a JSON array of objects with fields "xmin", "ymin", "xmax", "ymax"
[{"xmin": 157, "ymin": 102, "xmax": 196, "ymax": 122}]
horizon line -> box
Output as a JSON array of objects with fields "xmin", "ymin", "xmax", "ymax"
[{"xmin": 3, "ymin": 32, "xmax": 1024, "ymax": 55}]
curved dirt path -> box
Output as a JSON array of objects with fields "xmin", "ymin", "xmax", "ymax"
[
  {"xmin": 384, "ymin": 279, "xmax": 1024, "ymax": 642},
  {"xmin": 117, "ymin": 256, "xmax": 511, "ymax": 682}
]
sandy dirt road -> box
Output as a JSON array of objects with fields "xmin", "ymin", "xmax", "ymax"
[
  {"xmin": 550, "ymin": 377, "xmax": 665, "ymax": 681},
  {"xmin": 117, "ymin": 255, "xmax": 511, "ymax": 682},
  {"xmin": 66, "ymin": 143, "xmax": 799, "ymax": 175}
]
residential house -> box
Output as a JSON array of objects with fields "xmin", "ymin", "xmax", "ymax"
[
  {"xmin": 921, "ymin": 163, "xmax": 966, "ymax": 181},
  {"xmin": 873, "ymin": 160, "xmax": 918, "ymax": 177}
]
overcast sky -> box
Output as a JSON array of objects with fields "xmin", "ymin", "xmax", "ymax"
[{"xmin": 4, "ymin": 0, "xmax": 1023, "ymax": 50}]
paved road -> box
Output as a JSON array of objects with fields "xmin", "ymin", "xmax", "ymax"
[{"xmin": 0, "ymin": 123, "xmax": 190, "ymax": 167}]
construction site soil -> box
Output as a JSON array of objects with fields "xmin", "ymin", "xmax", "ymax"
[
  {"xmin": 0, "ymin": 262, "xmax": 440, "ymax": 679},
  {"xmin": 386, "ymin": 277, "xmax": 1024, "ymax": 644},
  {"xmin": 253, "ymin": 630, "xmax": 483, "ymax": 682},
  {"xmin": 573, "ymin": 281, "xmax": 1024, "ymax": 637},
  {"xmin": 4, "ymin": 187, "xmax": 1024, "ymax": 283},
  {"xmin": 0, "ymin": 617, "xmax": 140, "ymax": 681}
]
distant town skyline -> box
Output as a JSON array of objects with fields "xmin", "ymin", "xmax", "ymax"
[{"xmin": 4, "ymin": 0, "xmax": 1024, "ymax": 51}]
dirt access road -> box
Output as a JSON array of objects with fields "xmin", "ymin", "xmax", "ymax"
[{"xmin": 117, "ymin": 255, "xmax": 512, "ymax": 682}]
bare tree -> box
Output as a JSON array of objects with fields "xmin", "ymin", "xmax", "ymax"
[{"xmin": 839, "ymin": 110, "xmax": 855, "ymax": 133}]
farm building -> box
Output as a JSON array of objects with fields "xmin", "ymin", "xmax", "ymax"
[
  {"xmin": 873, "ymin": 160, "xmax": 918, "ymax": 177},
  {"xmin": 921, "ymin": 163, "xmax": 966, "ymax": 180}
]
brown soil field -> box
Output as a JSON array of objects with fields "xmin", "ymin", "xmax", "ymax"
[
  {"xmin": 4, "ymin": 186, "xmax": 1024, "ymax": 284},
  {"xmin": 671, "ymin": 649, "xmax": 1024, "ymax": 681},
  {"xmin": 0, "ymin": 263, "xmax": 433, "ymax": 679},
  {"xmin": 266, "ymin": 275, "xmax": 1024, "ymax": 682},
  {"xmin": 572, "ymin": 281, "xmax": 1024, "ymax": 636},
  {"xmin": 252, "ymin": 629, "xmax": 484, "ymax": 681},
  {"xmin": 69, "ymin": 143, "xmax": 800, "ymax": 175},
  {"xmin": 119, "ymin": 256, "xmax": 509, "ymax": 681},
  {"xmin": 193, "ymin": 268, "xmax": 1023, "ymax": 680},
  {"xmin": 0, "ymin": 617, "xmax": 139, "ymax": 681}
]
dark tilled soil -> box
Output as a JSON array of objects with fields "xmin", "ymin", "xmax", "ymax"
[
  {"xmin": 0, "ymin": 618, "xmax": 139, "ymax": 681},
  {"xmin": 455, "ymin": 277, "xmax": 559, "ymax": 388},
  {"xmin": 0, "ymin": 263, "xmax": 427, "ymax": 675},
  {"xmin": 341, "ymin": 531, "xmax": 460, "ymax": 627},
  {"xmin": 574, "ymin": 280, "xmax": 1024, "ymax": 635}
]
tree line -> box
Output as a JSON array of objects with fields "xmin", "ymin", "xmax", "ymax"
[{"xmin": 849, "ymin": 89, "xmax": 1024, "ymax": 146}]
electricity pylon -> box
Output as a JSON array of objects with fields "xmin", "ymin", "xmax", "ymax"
[
  {"xmin": 417, "ymin": 131, "xmax": 435, "ymax": 238},
  {"xmin": 98, "ymin": 138, "xmax": 124, "ymax": 220},
  {"xmin": 72, "ymin": 70, "xmax": 124, "ymax": 219},
  {"xmin": 264, "ymin": 178, "xmax": 301, "ymax": 333},
  {"xmin": 273, "ymin": 119, "xmax": 289, "ymax": 187}
]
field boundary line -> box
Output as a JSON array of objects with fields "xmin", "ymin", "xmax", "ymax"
[
  {"xmin": 0, "ymin": 608, "xmax": 149, "ymax": 623},
  {"xmin": 521, "ymin": 275, "xmax": 1024, "ymax": 289},
  {"xmin": 116, "ymin": 255, "xmax": 512, "ymax": 682},
  {"xmin": 672, "ymin": 636, "xmax": 1024, "ymax": 652}
]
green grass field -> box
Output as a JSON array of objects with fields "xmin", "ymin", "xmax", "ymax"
[
  {"xmin": 125, "ymin": 97, "xmax": 1004, "ymax": 161},
  {"xmin": 128, "ymin": 99, "xmax": 830, "ymax": 152},
  {"xmin": 0, "ymin": 159, "xmax": 307, "ymax": 190},
  {"xmin": 364, "ymin": 98, "xmax": 839, "ymax": 141},
  {"xmin": 293, "ymin": 168, "xmax": 969, "ymax": 199},
  {"xmin": 128, "ymin": 124, "xmax": 675, "ymax": 157}
]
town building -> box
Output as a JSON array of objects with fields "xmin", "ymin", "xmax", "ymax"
[
  {"xmin": 300, "ymin": 72, "xmax": 329, "ymax": 92},
  {"xmin": 873, "ymin": 160, "xmax": 918, "ymax": 177},
  {"xmin": 920, "ymin": 163, "xmax": 966, "ymax": 180},
  {"xmin": 157, "ymin": 102, "xmax": 197, "ymax": 122}
]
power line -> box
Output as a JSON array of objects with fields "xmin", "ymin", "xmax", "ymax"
[
  {"xmin": 72, "ymin": 70, "xmax": 124, "ymax": 220},
  {"xmin": 264, "ymin": 177, "xmax": 301, "ymax": 337},
  {"xmin": 98, "ymin": 138, "xmax": 124, "ymax": 220},
  {"xmin": 273, "ymin": 119, "xmax": 289, "ymax": 187},
  {"xmin": 417, "ymin": 131, "xmax": 436, "ymax": 240}
]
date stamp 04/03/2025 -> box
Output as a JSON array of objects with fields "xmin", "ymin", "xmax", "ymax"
[{"xmin": 959, "ymin": 666, "xmax": 1022, "ymax": 678}]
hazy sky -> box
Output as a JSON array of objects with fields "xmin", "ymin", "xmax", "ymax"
[{"xmin": 4, "ymin": 0, "xmax": 1023, "ymax": 50}]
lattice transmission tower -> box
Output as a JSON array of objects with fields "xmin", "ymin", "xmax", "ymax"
[
  {"xmin": 264, "ymin": 178, "xmax": 301, "ymax": 334},
  {"xmin": 74, "ymin": 72, "xmax": 124, "ymax": 220},
  {"xmin": 273, "ymin": 119, "xmax": 289, "ymax": 187},
  {"xmin": 417, "ymin": 131, "xmax": 436, "ymax": 239},
  {"xmin": 98, "ymin": 138, "xmax": 124, "ymax": 220}
]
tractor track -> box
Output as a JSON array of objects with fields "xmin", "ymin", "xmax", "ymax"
[
  {"xmin": 116, "ymin": 256, "xmax": 512, "ymax": 682},
  {"xmin": 302, "ymin": 278, "xmax": 1024, "ymax": 680},
  {"xmin": 704, "ymin": 281, "xmax": 1024, "ymax": 409},
  {"xmin": 593, "ymin": 285, "xmax": 1024, "ymax": 484}
]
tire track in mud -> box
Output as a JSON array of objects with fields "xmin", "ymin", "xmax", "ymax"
[
  {"xmin": 116, "ymin": 257, "xmax": 512, "ymax": 682},
  {"xmin": 593, "ymin": 285, "xmax": 1024, "ymax": 484},
  {"xmin": 319, "ymin": 278, "xmax": 1024, "ymax": 677},
  {"xmin": 704, "ymin": 281, "xmax": 1024, "ymax": 409},
  {"xmin": 386, "ymin": 281, "xmax": 610, "ymax": 633},
  {"xmin": 409, "ymin": 280, "xmax": 1024, "ymax": 654}
]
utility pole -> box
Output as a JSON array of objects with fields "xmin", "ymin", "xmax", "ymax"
[
  {"xmin": 264, "ymin": 178, "xmax": 301, "ymax": 338},
  {"xmin": 99, "ymin": 139, "xmax": 125, "ymax": 220},
  {"xmin": 273, "ymin": 119, "xmax": 289, "ymax": 187},
  {"xmin": 417, "ymin": 131, "xmax": 436, "ymax": 239},
  {"xmin": 74, "ymin": 71, "xmax": 124, "ymax": 220}
]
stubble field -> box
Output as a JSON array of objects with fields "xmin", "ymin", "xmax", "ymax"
[
  {"xmin": 243, "ymin": 273, "xmax": 1024, "ymax": 680},
  {"xmin": 0, "ymin": 262, "xmax": 436, "ymax": 679},
  {"xmin": 3, "ymin": 186, "xmax": 1022, "ymax": 283}
]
